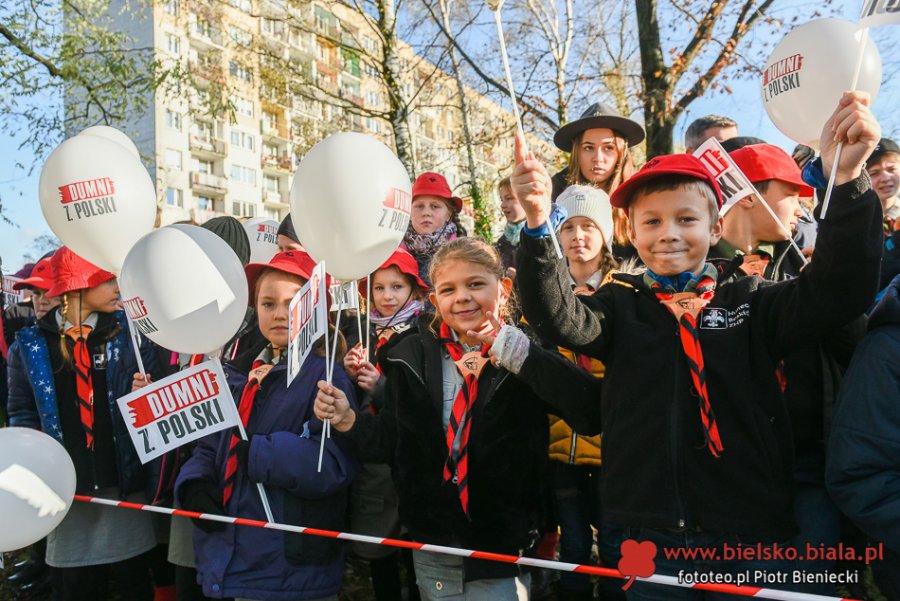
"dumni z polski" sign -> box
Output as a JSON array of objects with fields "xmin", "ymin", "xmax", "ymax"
[{"xmin": 116, "ymin": 360, "xmax": 240, "ymax": 463}]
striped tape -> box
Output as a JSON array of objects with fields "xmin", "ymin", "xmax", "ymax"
[{"xmin": 74, "ymin": 495, "xmax": 858, "ymax": 601}]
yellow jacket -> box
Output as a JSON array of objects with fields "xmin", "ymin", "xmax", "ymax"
[{"xmin": 548, "ymin": 348, "xmax": 604, "ymax": 466}]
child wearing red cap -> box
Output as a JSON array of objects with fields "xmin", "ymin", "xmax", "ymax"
[
  {"xmin": 342, "ymin": 248, "xmax": 427, "ymax": 601},
  {"xmin": 7, "ymin": 247, "xmax": 162, "ymax": 601},
  {"xmin": 403, "ymin": 172, "xmax": 468, "ymax": 287},
  {"xmin": 12, "ymin": 255, "xmax": 60, "ymax": 320},
  {"xmin": 511, "ymin": 92, "xmax": 883, "ymax": 595},
  {"xmin": 175, "ymin": 250, "xmax": 358, "ymax": 601}
]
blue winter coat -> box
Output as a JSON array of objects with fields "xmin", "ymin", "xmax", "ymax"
[
  {"xmin": 826, "ymin": 274, "xmax": 900, "ymax": 553},
  {"xmin": 6, "ymin": 310, "xmax": 161, "ymax": 497},
  {"xmin": 175, "ymin": 353, "xmax": 358, "ymax": 601}
]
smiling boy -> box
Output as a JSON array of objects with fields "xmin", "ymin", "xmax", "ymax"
[{"xmin": 511, "ymin": 92, "xmax": 883, "ymax": 596}]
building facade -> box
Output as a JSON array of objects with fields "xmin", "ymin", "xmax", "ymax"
[{"xmin": 86, "ymin": 0, "xmax": 555, "ymax": 228}]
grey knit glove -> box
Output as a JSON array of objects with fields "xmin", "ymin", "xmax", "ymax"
[{"xmin": 491, "ymin": 326, "xmax": 530, "ymax": 374}]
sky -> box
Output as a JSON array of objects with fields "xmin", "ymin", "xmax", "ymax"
[{"xmin": 0, "ymin": 0, "xmax": 896, "ymax": 272}]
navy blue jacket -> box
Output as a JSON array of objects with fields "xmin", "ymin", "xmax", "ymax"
[
  {"xmin": 176, "ymin": 353, "xmax": 358, "ymax": 601},
  {"xmin": 826, "ymin": 275, "xmax": 900, "ymax": 553},
  {"xmin": 7, "ymin": 310, "xmax": 161, "ymax": 498}
]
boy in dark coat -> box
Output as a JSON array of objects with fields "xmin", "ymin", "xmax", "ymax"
[{"xmin": 511, "ymin": 92, "xmax": 883, "ymax": 595}]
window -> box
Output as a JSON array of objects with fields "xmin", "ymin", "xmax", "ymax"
[
  {"xmin": 228, "ymin": 0, "xmax": 251, "ymax": 11},
  {"xmin": 193, "ymin": 158, "xmax": 214, "ymax": 174},
  {"xmin": 229, "ymin": 61, "xmax": 252, "ymax": 84},
  {"xmin": 163, "ymin": 0, "xmax": 178, "ymax": 15},
  {"xmin": 192, "ymin": 120, "xmax": 212, "ymax": 142},
  {"xmin": 196, "ymin": 195, "xmax": 213, "ymax": 210},
  {"xmin": 232, "ymin": 201, "xmax": 256, "ymax": 217},
  {"xmin": 164, "ymin": 149, "xmax": 182, "ymax": 169},
  {"xmin": 364, "ymin": 62, "xmax": 379, "ymax": 78},
  {"xmin": 230, "ymin": 165, "xmax": 256, "ymax": 186},
  {"xmin": 262, "ymin": 110, "xmax": 279, "ymax": 132},
  {"xmin": 366, "ymin": 117, "xmax": 380, "ymax": 133},
  {"xmin": 230, "ymin": 130, "xmax": 255, "ymax": 151},
  {"xmin": 228, "ymin": 26, "xmax": 253, "ymax": 47},
  {"xmin": 166, "ymin": 33, "xmax": 181, "ymax": 55},
  {"xmin": 231, "ymin": 95, "xmax": 254, "ymax": 117},
  {"xmin": 165, "ymin": 109, "xmax": 182, "ymax": 130},
  {"xmin": 264, "ymin": 207, "xmax": 280, "ymax": 220},
  {"xmin": 264, "ymin": 176, "xmax": 279, "ymax": 192},
  {"xmin": 165, "ymin": 188, "xmax": 183, "ymax": 207},
  {"xmin": 362, "ymin": 36, "xmax": 377, "ymax": 52}
]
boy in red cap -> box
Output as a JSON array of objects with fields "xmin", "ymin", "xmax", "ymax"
[
  {"xmin": 511, "ymin": 92, "xmax": 883, "ymax": 594},
  {"xmin": 403, "ymin": 172, "xmax": 468, "ymax": 287},
  {"xmin": 712, "ymin": 144, "xmax": 812, "ymax": 278},
  {"xmin": 13, "ymin": 256, "xmax": 61, "ymax": 319}
]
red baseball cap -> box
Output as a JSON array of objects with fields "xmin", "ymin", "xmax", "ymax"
[
  {"xmin": 13, "ymin": 256, "xmax": 54, "ymax": 292},
  {"xmin": 245, "ymin": 250, "xmax": 320, "ymax": 303},
  {"xmin": 412, "ymin": 172, "xmax": 463, "ymax": 213},
  {"xmin": 729, "ymin": 144, "xmax": 813, "ymax": 197},
  {"xmin": 45, "ymin": 247, "xmax": 115, "ymax": 298},
  {"xmin": 610, "ymin": 154, "xmax": 723, "ymax": 209},
  {"xmin": 359, "ymin": 248, "xmax": 428, "ymax": 298}
]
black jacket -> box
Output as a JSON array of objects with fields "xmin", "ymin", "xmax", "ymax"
[
  {"xmin": 708, "ymin": 237, "xmax": 867, "ymax": 483},
  {"xmin": 516, "ymin": 175, "xmax": 883, "ymax": 538},
  {"xmin": 340, "ymin": 318, "xmax": 601, "ymax": 580},
  {"xmin": 826, "ymin": 274, "xmax": 900, "ymax": 553}
]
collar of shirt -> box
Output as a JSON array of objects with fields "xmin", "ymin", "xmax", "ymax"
[{"xmin": 56, "ymin": 310, "xmax": 99, "ymax": 332}]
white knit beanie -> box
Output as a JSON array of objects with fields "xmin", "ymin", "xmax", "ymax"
[{"xmin": 555, "ymin": 184, "xmax": 614, "ymax": 249}]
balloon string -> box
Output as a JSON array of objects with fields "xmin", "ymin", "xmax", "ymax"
[
  {"xmin": 236, "ymin": 419, "xmax": 275, "ymax": 523},
  {"xmin": 820, "ymin": 26, "xmax": 869, "ymax": 219},
  {"xmin": 318, "ymin": 297, "xmax": 343, "ymax": 473},
  {"xmin": 492, "ymin": 8, "xmax": 563, "ymax": 260},
  {"xmin": 365, "ymin": 277, "xmax": 371, "ymax": 357}
]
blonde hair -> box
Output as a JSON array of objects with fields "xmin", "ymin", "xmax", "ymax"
[
  {"xmin": 427, "ymin": 237, "xmax": 511, "ymax": 335},
  {"xmin": 566, "ymin": 131, "xmax": 635, "ymax": 246}
]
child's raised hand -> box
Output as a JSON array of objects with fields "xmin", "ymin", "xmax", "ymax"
[
  {"xmin": 357, "ymin": 361, "xmax": 380, "ymax": 392},
  {"xmin": 315, "ymin": 380, "xmax": 355, "ymax": 432},
  {"xmin": 131, "ymin": 372, "xmax": 152, "ymax": 392},
  {"xmin": 510, "ymin": 132, "xmax": 552, "ymax": 229},
  {"xmin": 468, "ymin": 312, "xmax": 530, "ymax": 375},
  {"xmin": 819, "ymin": 91, "xmax": 881, "ymax": 185}
]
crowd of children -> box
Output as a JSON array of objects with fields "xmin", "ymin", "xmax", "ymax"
[{"xmin": 1, "ymin": 90, "xmax": 898, "ymax": 601}]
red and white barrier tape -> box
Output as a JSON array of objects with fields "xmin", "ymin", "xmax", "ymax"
[{"xmin": 75, "ymin": 495, "xmax": 858, "ymax": 601}]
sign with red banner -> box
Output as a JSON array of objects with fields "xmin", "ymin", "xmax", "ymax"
[{"xmin": 116, "ymin": 359, "xmax": 239, "ymax": 463}]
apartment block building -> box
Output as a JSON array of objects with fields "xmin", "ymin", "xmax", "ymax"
[{"xmin": 87, "ymin": 0, "xmax": 553, "ymax": 227}]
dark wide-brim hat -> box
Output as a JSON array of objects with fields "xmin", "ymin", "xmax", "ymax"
[{"xmin": 553, "ymin": 103, "xmax": 646, "ymax": 152}]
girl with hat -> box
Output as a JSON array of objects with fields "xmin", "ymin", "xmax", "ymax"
[
  {"xmin": 552, "ymin": 102, "xmax": 645, "ymax": 262},
  {"xmin": 342, "ymin": 248, "xmax": 428, "ymax": 601},
  {"xmin": 7, "ymin": 247, "xmax": 162, "ymax": 601},
  {"xmin": 175, "ymin": 250, "xmax": 358, "ymax": 601},
  {"xmin": 12, "ymin": 255, "xmax": 60, "ymax": 320},
  {"xmin": 403, "ymin": 172, "xmax": 468, "ymax": 288}
]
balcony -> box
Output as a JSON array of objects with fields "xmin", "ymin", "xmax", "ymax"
[
  {"xmin": 261, "ymin": 154, "xmax": 292, "ymax": 172},
  {"xmin": 260, "ymin": 120, "xmax": 291, "ymax": 141},
  {"xmin": 189, "ymin": 135, "xmax": 227, "ymax": 157},
  {"xmin": 190, "ymin": 171, "xmax": 227, "ymax": 194},
  {"xmin": 262, "ymin": 189, "xmax": 289, "ymax": 205},
  {"xmin": 190, "ymin": 26, "xmax": 224, "ymax": 49},
  {"xmin": 189, "ymin": 60, "xmax": 225, "ymax": 84}
]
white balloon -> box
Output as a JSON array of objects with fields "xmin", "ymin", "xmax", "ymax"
[
  {"xmin": 38, "ymin": 135, "xmax": 156, "ymax": 274},
  {"xmin": 243, "ymin": 217, "xmax": 280, "ymax": 264},
  {"xmin": 762, "ymin": 19, "xmax": 881, "ymax": 147},
  {"xmin": 0, "ymin": 428, "xmax": 76, "ymax": 552},
  {"xmin": 290, "ymin": 133, "xmax": 411, "ymax": 281},
  {"xmin": 118, "ymin": 225, "xmax": 249, "ymax": 355},
  {"xmin": 79, "ymin": 125, "xmax": 141, "ymax": 159}
]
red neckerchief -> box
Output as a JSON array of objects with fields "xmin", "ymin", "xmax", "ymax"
[
  {"xmin": 650, "ymin": 271, "xmax": 724, "ymax": 458},
  {"xmin": 438, "ymin": 321, "xmax": 491, "ymax": 517},
  {"xmin": 223, "ymin": 359, "xmax": 271, "ymax": 505},
  {"xmin": 67, "ymin": 325, "xmax": 95, "ymax": 449}
]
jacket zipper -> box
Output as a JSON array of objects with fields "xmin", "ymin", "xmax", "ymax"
[
  {"xmin": 670, "ymin": 325, "xmax": 686, "ymax": 530},
  {"xmin": 568, "ymin": 431, "xmax": 577, "ymax": 464}
]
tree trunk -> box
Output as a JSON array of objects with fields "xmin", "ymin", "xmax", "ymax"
[
  {"xmin": 438, "ymin": 0, "xmax": 489, "ymax": 239},
  {"xmin": 634, "ymin": 0, "xmax": 674, "ymax": 157},
  {"xmin": 377, "ymin": 0, "xmax": 417, "ymax": 177}
]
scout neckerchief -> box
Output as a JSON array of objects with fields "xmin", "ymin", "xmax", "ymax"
[
  {"xmin": 223, "ymin": 348, "xmax": 278, "ymax": 505},
  {"xmin": 645, "ymin": 265, "xmax": 724, "ymax": 458},
  {"xmin": 66, "ymin": 324, "xmax": 95, "ymax": 449},
  {"xmin": 438, "ymin": 321, "xmax": 491, "ymax": 517}
]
